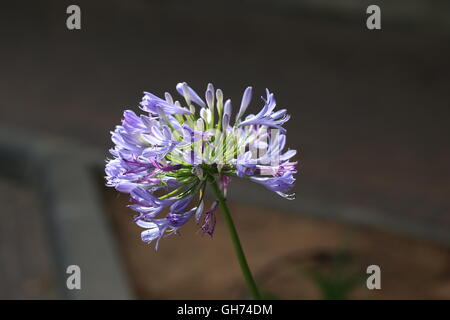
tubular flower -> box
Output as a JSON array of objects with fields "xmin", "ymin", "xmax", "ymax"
[{"xmin": 105, "ymin": 82, "xmax": 297, "ymax": 248}]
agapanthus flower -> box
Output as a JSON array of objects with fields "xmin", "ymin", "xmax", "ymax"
[{"xmin": 105, "ymin": 82, "xmax": 297, "ymax": 248}]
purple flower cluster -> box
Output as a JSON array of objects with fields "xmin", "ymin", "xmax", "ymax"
[{"xmin": 105, "ymin": 82, "xmax": 297, "ymax": 248}]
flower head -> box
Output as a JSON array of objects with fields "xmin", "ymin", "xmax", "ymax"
[{"xmin": 105, "ymin": 82, "xmax": 297, "ymax": 248}]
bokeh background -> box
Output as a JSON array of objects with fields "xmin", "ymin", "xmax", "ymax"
[{"xmin": 1, "ymin": 0, "xmax": 450, "ymax": 299}]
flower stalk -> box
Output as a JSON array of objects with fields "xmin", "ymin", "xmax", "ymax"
[{"xmin": 207, "ymin": 175, "xmax": 262, "ymax": 300}]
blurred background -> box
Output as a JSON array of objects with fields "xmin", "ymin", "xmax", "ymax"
[{"xmin": 1, "ymin": 0, "xmax": 450, "ymax": 299}]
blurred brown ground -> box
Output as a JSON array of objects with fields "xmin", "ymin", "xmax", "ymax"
[{"xmin": 105, "ymin": 188, "xmax": 450, "ymax": 299}]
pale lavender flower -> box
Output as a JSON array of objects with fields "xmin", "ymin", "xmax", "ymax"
[
  {"xmin": 238, "ymin": 89, "xmax": 290, "ymax": 132},
  {"xmin": 105, "ymin": 82, "xmax": 297, "ymax": 248}
]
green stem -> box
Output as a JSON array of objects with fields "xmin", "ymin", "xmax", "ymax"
[{"xmin": 208, "ymin": 176, "xmax": 261, "ymax": 300}]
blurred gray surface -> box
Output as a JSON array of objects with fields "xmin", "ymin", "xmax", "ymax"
[
  {"xmin": 0, "ymin": 127, "xmax": 133, "ymax": 299},
  {"xmin": 0, "ymin": 178, "xmax": 58, "ymax": 299},
  {"xmin": 2, "ymin": 0, "xmax": 448, "ymax": 230}
]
